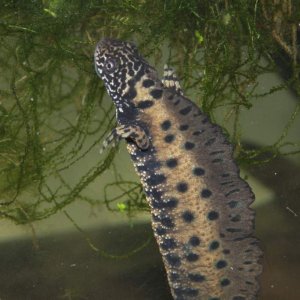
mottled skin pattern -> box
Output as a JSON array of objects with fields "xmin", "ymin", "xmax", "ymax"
[{"xmin": 94, "ymin": 38, "xmax": 262, "ymax": 300}]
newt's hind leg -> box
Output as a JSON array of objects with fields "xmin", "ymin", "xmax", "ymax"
[
  {"xmin": 162, "ymin": 64, "xmax": 183, "ymax": 95},
  {"xmin": 100, "ymin": 124, "xmax": 150, "ymax": 154}
]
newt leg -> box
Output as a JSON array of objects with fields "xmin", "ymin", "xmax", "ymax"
[
  {"xmin": 100, "ymin": 124, "xmax": 150, "ymax": 153},
  {"xmin": 162, "ymin": 64, "xmax": 184, "ymax": 95}
]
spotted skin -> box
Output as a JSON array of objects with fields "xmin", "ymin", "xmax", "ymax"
[{"xmin": 94, "ymin": 38, "xmax": 262, "ymax": 300}]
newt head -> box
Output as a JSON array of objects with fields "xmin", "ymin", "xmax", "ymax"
[{"xmin": 94, "ymin": 38, "xmax": 157, "ymax": 113}]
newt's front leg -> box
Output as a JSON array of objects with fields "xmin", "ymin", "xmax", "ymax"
[{"xmin": 100, "ymin": 123, "xmax": 150, "ymax": 153}]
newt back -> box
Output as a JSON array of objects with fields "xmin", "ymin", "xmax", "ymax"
[{"xmin": 94, "ymin": 38, "xmax": 262, "ymax": 300}]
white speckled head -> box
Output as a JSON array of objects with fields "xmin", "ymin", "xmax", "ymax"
[{"xmin": 94, "ymin": 38, "xmax": 159, "ymax": 116}]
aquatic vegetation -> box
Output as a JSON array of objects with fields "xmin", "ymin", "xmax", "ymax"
[{"xmin": 0, "ymin": 0, "xmax": 299, "ymax": 227}]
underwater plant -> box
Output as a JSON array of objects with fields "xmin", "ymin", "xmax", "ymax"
[{"xmin": 0, "ymin": 0, "xmax": 299, "ymax": 250}]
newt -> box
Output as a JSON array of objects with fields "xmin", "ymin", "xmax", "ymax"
[{"xmin": 94, "ymin": 38, "xmax": 262, "ymax": 300}]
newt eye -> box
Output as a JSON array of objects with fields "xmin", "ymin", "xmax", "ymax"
[{"xmin": 104, "ymin": 58, "xmax": 118, "ymax": 73}]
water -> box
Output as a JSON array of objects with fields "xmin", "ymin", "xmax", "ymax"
[{"xmin": 0, "ymin": 1, "xmax": 300, "ymax": 299}]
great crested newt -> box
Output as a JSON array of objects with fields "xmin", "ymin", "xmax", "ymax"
[{"xmin": 94, "ymin": 38, "xmax": 262, "ymax": 300}]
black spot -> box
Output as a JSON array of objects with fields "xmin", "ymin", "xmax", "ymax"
[
  {"xmin": 212, "ymin": 128, "xmax": 219, "ymax": 134},
  {"xmin": 209, "ymin": 298, "xmax": 221, "ymax": 300},
  {"xmin": 182, "ymin": 211, "xmax": 195, "ymax": 223},
  {"xmin": 216, "ymin": 260, "xmax": 227, "ymax": 269},
  {"xmin": 161, "ymin": 120, "xmax": 171, "ymax": 130},
  {"xmin": 231, "ymin": 215, "xmax": 241, "ymax": 222},
  {"xmin": 193, "ymin": 130, "xmax": 204, "ymax": 136},
  {"xmin": 163, "ymin": 75, "xmax": 176, "ymax": 81},
  {"xmin": 177, "ymin": 182, "xmax": 188, "ymax": 193},
  {"xmin": 167, "ymin": 95, "xmax": 174, "ymax": 100},
  {"xmin": 189, "ymin": 236, "xmax": 201, "ymax": 246},
  {"xmin": 137, "ymin": 160, "xmax": 161, "ymax": 172},
  {"xmin": 225, "ymin": 189, "xmax": 240, "ymax": 197},
  {"xmin": 121, "ymin": 82, "xmax": 126, "ymax": 90},
  {"xmin": 152, "ymin": 198, "xmax": 178, "ymax": 210},
  {"xmin": 127, "ymin": 61, "xmax": 134, "ymax": 72},
  {"xmin": 179, "ymin": 124, "xmax": 189, "ymax": 131},
  {"xmin": 130, "ymin": 132, "xmax": 138, "ymax": 139},
  {"xmin": 221, "ymin": 278, "xmax": 231, "ymax": 287},
  {"xmin": 142, "ymin": 79, "xmax": 155, "ymax": 88},
  {"xmin": 210, "ymin": 150, "xmax": 225, "ymax": 155},
  {"xmin": 184, "ymin": 141, "xmax": 195, "ymax": 150},
  {"xmin": 123, "ymin": 87, "xmax": 137, "ymax": 100},
  {"xmin": 212, "ymin": 158, "xmax": 223, "ymax": 163},
  {"xmin": 160, "ymin": 217, "xmax": 174, "ymax": 228},
  {"xmin": 169, "ymin": 272, "xmax": 179, "ymax": 281},
  {"xmin": 209, "ymin": 241, "xmax": 220, "ymax": 250},
  {"xmin": 146, "ymin": 160, "xmax": 162, "ymax": 170},
  {"xmin": 155, "ymin": 227, "xmax": 166, "ymax": 236},
  {"xmin": 193, "ymin": 167, "xmax": 205, "ymax": 176},
  {"xmin": 152, "ymin": 215, "xmax": 160, "ymax": 222},
  {"xmin": 223, "ymin": 249, "xmax": 230, "ymax": 254},
  {"xmin": 179, "ymin": 106, "xmax": 192, "ymax": 115},
  {"xmin": 234, "ymin": 237, "xmax": 245, "ymax": 242},
  {"xmin": 186, "ymin": 253, "xmax": 199, "ymax": 262},
  {"xmin": 174, "ymin": 288, "xmax": 199, "ymax": 297},
  {"xmin": 222, "ymin": 173, "xmax": 230, "ymax": 177},
  {"xmin": 133, "ymin": 148, "xmax": 150, "ymax": 159},
  {"xmin": 188, "ymin": 273, "xmax": 205, "ymax": 282},
  {"xmin": 243, "ymin": 261, "xmax": 252, "ymax": 265},
  {"xmin": 232, "ymin": 297, "xmax": 246, "ymax": 300},
  {"xmin": 166, "ymin": 254, "xmax": 181, "ymax": 267},
  {"xmin": 201, "ymin": 189, "xmax": 212, "ymax": 198},
  {"xmin": 151, "ymin": 189, "xmax": 163, "ymax": 199},
  {"xmin": 205, "ymin": 137, "xmax": 216, "ymax": 146},
  {"xmin": 173, "ymin": 99, "xmax": 180, "ymax": 105},
  {"xmin": 164, "ymin": 134, "xmax": 175, "ymax": 143},
  {"xmin": 226, "ymin": 228, "xmax": 242, "ymax": 233},
  {"xmin": 207, "ymin": 211, "xmax": 219, "ymax": 221},
  {"xmin": 147, "ymin": 174, "xmax": 166, "ymax": 186},
  {"xmin": 246, "ymin": 281, "xmax": 254, "ymax": 285},
  {"xmin": 228, "ymin": 200, "xmax": 238, "ymax": 208},
  {"xmin": 150, "ymin": 89, "xmax": 163, "ymax": 99},
  {"xmin": 166, "ymin": 158, "xmax": 178, "ymax": 168},
  {"xmin": 133, "ymin": 62, "xmax": 140, "ymax": 72},
  {"xmin": 137, "ymin": 100, "xmax": 154, "ymax": 109},
  {"xmin": 164, "ymin": 198, "xmax": 179, "ymax": 208},
  {"xmin": 151, "ymin": 199, "xmax": 164, "ymax": 209},
  {"xmin": 220, "ymin": 181, "xmax": 234, "ymax": 186},
  {"xmin": 161, "ymin": 238, "xmax": 177, "ymax": 250}
]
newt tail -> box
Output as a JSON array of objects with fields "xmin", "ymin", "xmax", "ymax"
[{"xmin": 94, "ymin": 38, "xmax": 262, "ymax": 300}]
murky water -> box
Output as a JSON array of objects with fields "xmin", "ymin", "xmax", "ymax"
[{"xmin": 0, "ymin": 2, "xmax": 300, "ymax": 299}]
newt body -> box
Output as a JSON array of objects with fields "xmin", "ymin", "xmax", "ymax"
[{"xmin": 94, "ymin": 38, "xmax": 262, "ymax": 300}]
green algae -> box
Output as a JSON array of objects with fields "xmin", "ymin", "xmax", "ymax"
[{"xmin": 0, "ymin": 0, "xmax": 299, "ymax": 226}]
